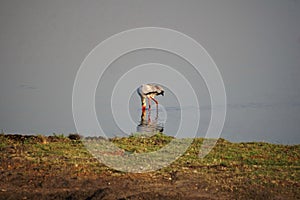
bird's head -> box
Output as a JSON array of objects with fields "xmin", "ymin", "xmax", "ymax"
[{"xmin": 154, "ymin": 85, "xmax": 164, "ymax": 96}]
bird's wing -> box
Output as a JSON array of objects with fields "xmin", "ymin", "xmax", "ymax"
[
  {"xmin": 138, "ymin": 84, "xmax": 163, "ymax": 95},
  {"xmin": 141, "ymin": 84, "xmax": 157, "ymax": 94},
  {"xmin": 137, "ymin": 85, "xmax": 144, "ymax": 96}
]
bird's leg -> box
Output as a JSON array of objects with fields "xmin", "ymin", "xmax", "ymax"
[
  {"xmin": 141, "ymin": 109, "xmax": 146, "ymax": 123},
  {"xmin": 148, "ymin": 108, "xmax": 151, "ymax": 123},
  {"xmin": 150, "ymin": 97, "xmax": 158, "ymax": 110},
  {"xmin": 148, "ymin": 97, "xmax": 151, "ymax": 110},
  {"xmin": 141, "ymin": 97, "xmax": 146, "ymax": 112}
]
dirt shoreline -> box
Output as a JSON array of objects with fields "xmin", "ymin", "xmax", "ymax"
[{"xmin": 0, "ymin": 134, "xmax": 299, "ymax": 199}]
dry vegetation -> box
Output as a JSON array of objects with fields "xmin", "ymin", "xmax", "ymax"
[{"xmin": 0, "ymin": 133, "xmax": 299, "ymax": 199}]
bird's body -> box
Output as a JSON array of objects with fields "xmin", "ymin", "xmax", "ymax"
[{"xmin": 137, "ymin": 84, "xmax": 164, "ymax": 112}]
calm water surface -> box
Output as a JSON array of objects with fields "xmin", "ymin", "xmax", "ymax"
[{"xmin": 98, "ymin": 105, "xmax": 300, "ymax": 145}]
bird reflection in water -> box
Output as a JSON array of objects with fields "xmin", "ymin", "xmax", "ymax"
[{"xmin": 136, "ymin": 109, "xmax": 164, "ymax": 136}]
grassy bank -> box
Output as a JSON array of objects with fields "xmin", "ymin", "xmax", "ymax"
[{"xmin": 0, "ymin": 133, "xmax": 299, "ymax": 199}]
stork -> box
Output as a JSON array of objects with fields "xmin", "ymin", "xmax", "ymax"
[{"xmin": 137, "ymin": 83, "xmax": 164, "ymax": 112}]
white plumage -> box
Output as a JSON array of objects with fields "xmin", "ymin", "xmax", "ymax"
[{"xmin": 137, "ymin": 83, "xmax": 164, "ymax": 111}]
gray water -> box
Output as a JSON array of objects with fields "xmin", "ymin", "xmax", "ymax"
[
  {"xmin": 1, "ymin": 0, "xmax": 300, "ymax": 148},
  {"xmin": 97, "ymin": 104, "xmax": 300, "ymax": 145},
  {"xmin": 4, "ymin": 103, "xmax": 299, "ymax": 145}
]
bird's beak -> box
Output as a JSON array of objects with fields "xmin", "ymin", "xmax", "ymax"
[{"xmin": 162, "ymin": 92, "xmax": 164, "ymax": 96}]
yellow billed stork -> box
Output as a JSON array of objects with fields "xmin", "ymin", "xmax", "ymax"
[{"xmin": 137, "ymin": 83, "xmax": 164, "ymax": 112}]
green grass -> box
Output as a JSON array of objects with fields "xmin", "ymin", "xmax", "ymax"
[
  {"xmin": 110, "ymin": 134, "xmax": 299, "ymax": 191},
  {"xmin": 0, "ymin": 133, "xmax": 299, "ymax": 196}
]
